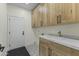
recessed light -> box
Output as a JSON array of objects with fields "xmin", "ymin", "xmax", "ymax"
[{"xmin": 25, "ymin": 3, "xmax": 29, "ymax": 5}]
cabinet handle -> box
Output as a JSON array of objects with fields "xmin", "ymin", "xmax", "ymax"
[
  {"xmin": 48, "ymin": 48, "xmax": 53, "ymax": 56},
  {"xmin": 70, "ymin": 9, "xmax": 72, "ymax": 14},
  {"xmin": 33, "ymin": 23, "xmax": 35, "ymax": 27},
  {"xmin": 41, "ymin": 20, "xmax": 43, "ymax": 26},
  {"xmin": 57, "ymin": 15, "xmax": 61, "ymax": 24},
  {"xmin": 57, "ymin": 16, "xmax": 59, "ymax": 24},
  {"xmin": 59, "ymin": 15, "xmax": 61, "ymax": 23}
]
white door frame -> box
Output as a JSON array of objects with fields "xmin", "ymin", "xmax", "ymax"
[{"xmin": 7, "ymin": 16, "xmax": 25, "ymax": 51}]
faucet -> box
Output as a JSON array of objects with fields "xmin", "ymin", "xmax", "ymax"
[
  {"xmin": 41, "ymin": 33, "xmax": 44, "ymax": 35},
  {"xmin": 58, "ymin": 31, "xmax": 62, "ymax": 37}
]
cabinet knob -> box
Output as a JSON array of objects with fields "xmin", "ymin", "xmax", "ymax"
[
  {"xmin": 57, "ymin": 16, "xmax": 59, "ymax": 24},
  {"xmin": 41, "ymin": 20, "xmax": 43, "ymax": 26},
  {"xmin": 70, "ymin": 9, "xmax": 72, "ymax": 14}
]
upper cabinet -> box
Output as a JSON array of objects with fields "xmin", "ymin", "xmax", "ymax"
[
  {"xmin": 75, "ymin": 4, "xmax": 79, "ymax": 22},
  {"xmin": 55, "ymin": 3, "xmax": 64, "ymax": 24},
  {"xmin": 55, "ymin": 3, "xmax": 76, "ymax": 24},
  {"xmin": 32, "ymin": 6, "xmax": 38, "ymax": 27},
  {"xmin": 32, "ymin": 3, "xmax": 78, "ymax": 28},
  {"xmin": 40, "ymin": 4, "xmax": 48, "ymax": 27},
  {"xmin": 47, "ymin": 3, "xmax": 57, "ymax": 26},
  {"xmin": 62, "ymin": 3, "xmax": 76, "ymax": 24}
]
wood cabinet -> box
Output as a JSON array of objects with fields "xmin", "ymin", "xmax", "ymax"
[
  {"xmin": 75, "ymin": 4, "xmax": 79, "ymax": 22},
  {"xmin": 71, "ymin": 48, "xmax": 79, "ymax": 56},
  {"xmin": 32, "ymin": 8, "xmax": 36, "ymax": 27},
  {"xmin": 39, "ymin": 42, "xmax": 49, "ymax": 56},
  {"xmin": 32, "ymin": 4, "xmax": 44, "ymax": 27},
  {"xmin": 32, "ymin": 3, "xmax": 77, "ymax": 28},
  {"xmin": 55, "ymin": 3, "xmax": 64, "ymax": 24},
  {"xmin": 62, "ymin": 3, "xmax": 76, "ymax": 24},
  {"xmin": 55, "ymin": 3, "xmax": 76, "ymax": 24},
  {"xmin": 32, "ymin": 4, "xmax": 48, "ymax": 27},
  {"xmin": 47, "ymin": 3, "xmax": 57, "ymax": 26},
  {"xmin": 39, "ymin": 38, "xmax": 79, "ymax": 56},
  {"xmin": 32, "ymin": 3, "xmax": 57, "ymax": 28},
  {"xmin": 39, "ymin": 38, "xmax": 53, "ymax": 56},
  {"xmin": 32, "ymin": 6, "xmax": 38, "ymax": 27},
  {"xmin": 40, "ymin": 4, "xmax": 48, "ymax": 27}
]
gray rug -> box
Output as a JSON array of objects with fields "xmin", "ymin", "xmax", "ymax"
[{"xmin": 7, "ymin": 47, "xmax": 30, "ymax": 56}]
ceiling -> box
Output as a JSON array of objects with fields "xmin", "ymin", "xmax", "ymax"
[{"xmin": 8, "ymin": 3, "xmax": 39, "ymax": 11}]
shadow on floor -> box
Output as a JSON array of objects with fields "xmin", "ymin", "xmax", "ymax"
[{"xmin": 7, "ymin": 47, "xmax": 30, "ymax": 56}]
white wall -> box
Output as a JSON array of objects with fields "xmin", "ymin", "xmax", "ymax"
[
  {"xmin": 7, "ymin": 5, "xmax": 38, "ymax": 56},
  {"xmin": 0, "ymin": 3, "xmax": 7, "ymax": 56},
  {"xmin": 33, "ymin": 23, "xmax": 79, "ymax": 40}
]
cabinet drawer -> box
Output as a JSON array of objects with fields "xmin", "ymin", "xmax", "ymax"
[
  {"xmin": 71, "ymin": 48, "xmax": 79, "ymax": 56},
  {"xmin": 40, "ymin": 39, "xmax": 50, "ymax": 44},
  {"xmin": 40, "ymin": 38, "xmax": 79, "ymax": 56},
  {"xmin": 53, "ymin": 50, "xmax": 64, "ymax": 56},
  {"xmin": 53, "ymin": 42, "xmax": 71, "ymax": 54},
  {"xmin": 39, "ymin": 42, "xmax": 49, "ymax": 56},
  {"xmin": 40, "ymin": 38, "xmax": 54, "ymax": 46},
  {"xmin": 53, "ymin": 48, "xmax": 71, "ymax": 56}
]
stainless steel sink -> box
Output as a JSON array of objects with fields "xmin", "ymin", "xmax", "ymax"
[{"xmin": 44, "ymin": 33, "xmax": 79, "ymax": 40}]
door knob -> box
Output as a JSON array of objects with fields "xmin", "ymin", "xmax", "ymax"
[{"xmin": 22, "ymin": 31, "xmax": 24, "ymax": 35}]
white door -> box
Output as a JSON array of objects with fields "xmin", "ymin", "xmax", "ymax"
[{"xmin": 8, "ymin": 16, "xmax": 25, "ymax": 50}]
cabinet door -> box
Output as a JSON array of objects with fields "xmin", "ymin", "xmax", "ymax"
[
  {"xmin": 37, "ymin": 4, "xmax": 43, "ymax": 27},
  {"xmin": 55, "ymin": 3, "xmax": 64, "ymax": 15},
  {"xmin": 32, "ymin": 7, "xmax": 39, "ymax": 27},
  {"xmin": 39, "ymin": 38, "xmax": 53, "ymax": 56},
  {"xmin": 32, "ymin": 4, "xmax": 43, "ymax": 28},
  {"xmin": 47, "ymin": 3, "xmax": 57, "ymax": 26},
  {"xmin": 71, "ymin": 48, "xmax": 79, "ymax": 56},
  {"xmin": 32, "ymin": 10, "xmax": 35, "ymax": 27},
  {"xmin": 53, "ymin": 49, "xmax": 63, "ymax": 56},
  {"xmin": 39, "ymin": 3, "xmax": 58, "ymax": 26},
  {"xmin": 39, "ymin": 43, "xmax": 49, "ymax": 56},
  {"xmin": 62, "ymin": 3, "xmax": 76, "ymax": 23},
  {"xmin": 48, "ymin": 48, "xmax": 53, "ymax": 56},
  {"xmin": 54, "ymin": 42, "xmax": 72, "ymax": 56},
  {"xmin": 55, "ymin": 3, "xmax": 64, "ymax": 24},
  {"xmin": 37, "ymin": 3, "xmax": 48, "ymax": 27},
  {"xmin": 76, "ymin": 4, "xmax": 79, "ymax": 22},
  {"xmin": 32, "ymin": 9, "xmax": 37, "ymax": 27},
  {"xmin": 41, "ymin": 4, "xmax": 48, "ymax": 26},
  {"xmin": 37, "ymin": 5, "xmax": 43, "ymax": 27}
]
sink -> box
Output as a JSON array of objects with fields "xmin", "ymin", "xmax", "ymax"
[{"xmin": 48, "ymin": 34, "xmax": 79, "ymax": 40}]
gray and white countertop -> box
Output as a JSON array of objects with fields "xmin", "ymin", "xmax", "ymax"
[{"xmin": 40, "ymin": 35, "xmax": 79, "ymax": 50}]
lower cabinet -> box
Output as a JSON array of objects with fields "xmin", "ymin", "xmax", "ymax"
[
  {"xmin": 39, "ymin": 38, "xmax": 79, "ymax": 56},
  {"xmin": 71, "ymin": 48, "xmax": 79, "ymax": 56},
  {"xmin": 39, "ymin": 43, "xmax": 49, "ymax": 56}
]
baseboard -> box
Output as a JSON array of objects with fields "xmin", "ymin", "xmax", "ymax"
[{"xmin": 25, "ymin": 43, "xmax": 39, "ymax": 56}]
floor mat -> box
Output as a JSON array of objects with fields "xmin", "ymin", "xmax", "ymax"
[{"xmin": 7, "ymin": 47, "xmax": 30, "ymax": 56}]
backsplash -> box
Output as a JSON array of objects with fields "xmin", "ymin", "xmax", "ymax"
[{"xmin": 33, "ymin": 23, "xmax": 79, "ymax": 40}]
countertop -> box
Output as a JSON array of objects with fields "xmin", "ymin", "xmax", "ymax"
[{"xmin": 40, "ymin": 35, "xmax": 79, "ymax": 50}]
